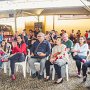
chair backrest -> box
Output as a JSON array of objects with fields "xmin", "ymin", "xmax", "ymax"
[
  {"xmin": 27, "ymin": 49, "xmax": 30, "ymax": 58},
  {"xmin": 86, "ymin": 49, "xmax": 90, "ymax": 61}
]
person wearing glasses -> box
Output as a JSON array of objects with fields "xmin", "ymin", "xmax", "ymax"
[
  {"xmin": 29, "ymin": 32, "xmax": 51, "ymax": 79},
  {"xmin": 71, "ymin": 36, "xmax": 89, "ymax": 77}
]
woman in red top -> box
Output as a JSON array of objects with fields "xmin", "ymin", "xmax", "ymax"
[{"xmin": 9, "ymin": 35, "xmax": 27, "ymax": 80}]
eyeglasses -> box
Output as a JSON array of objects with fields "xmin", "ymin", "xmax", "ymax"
[
  {"xmin": 37, "ymin": 36, "xmax": 42, "ymax": 37},
  {"xmin": 79, "ymin": 39, "xmax": 83, "ymax": 40}
]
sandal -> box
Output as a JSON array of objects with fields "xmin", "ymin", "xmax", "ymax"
[
  {"xmin": 44, "ymin": 76, "xmax": 50, "ymax": 81},
  {"xmin": 54, "ymin": 78, "xmax": 63, "ymax": 84},
  {"xmin": 11, "ymin": 75, "xmax": 16, "ymax": 80}
]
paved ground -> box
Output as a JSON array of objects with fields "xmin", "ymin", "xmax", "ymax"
[{"xmin": 0, "ymin": 58, "xmax": 90, "ymax": 90}]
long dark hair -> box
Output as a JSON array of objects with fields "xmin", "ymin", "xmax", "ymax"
[
  {"xmin": 1, "ymin": 40, "xmax": 7, "ymax": 51},
  {"xmin": 17, "ymin": 35, "xmax": 24, "ymax": 48}
]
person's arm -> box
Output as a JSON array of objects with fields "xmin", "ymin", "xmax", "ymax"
[
  {"xmin": 79, "ymin": 44, "xmax": 89, "ymax": 53},
  {"xmin": 71, "ymin": 43, "xmax": 79, "ymax": 52},
  {"xmin": 57, "ymin": 45, "xmax": 66, "ymax": 58},
  {"xmin": 39, "ymin": 42, "xmax": 51, "ymax": 57},
  {"xmin": 14, "ymin": 43, "xmax": 26, "ymax": 53},
  {"xmin": 45, "ymin": 42, "xmax": 51, "ymax": 56}
]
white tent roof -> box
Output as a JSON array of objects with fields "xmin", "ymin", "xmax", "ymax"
[{"xmin": 0, "ymin": 0, "xmax": 90, "ymax": 18}]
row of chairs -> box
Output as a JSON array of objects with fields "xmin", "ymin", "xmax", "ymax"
[{"xmin": 2, "ymin": 49, "xmax": 69, "ymax": 81}]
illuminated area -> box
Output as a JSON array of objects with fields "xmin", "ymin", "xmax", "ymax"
[
  {"xmin": 0, "ymin": 0, "xmax": 89, "ymax": 11},
  {"xmin": 0, "ymin": 0, "xmax": 90, "ymax": 35}
]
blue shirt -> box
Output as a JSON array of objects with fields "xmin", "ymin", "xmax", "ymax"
[
  {"xmin": 0, "ymin": 35, "xmax": 3, "ymax": 43},
  {"xmin": 31, "ymin": 40, "xmax": 51, "ymax": 59}
]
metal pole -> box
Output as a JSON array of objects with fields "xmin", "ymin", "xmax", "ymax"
[
  {"xmin": 38, "ymin": 15, "xmax": 39, "ymax": 22},
  {"xmin": 53, "ymin": 15, "xmax": 55, "ymax": 30},
  {"xmin": 14, "ymin": 11, "xmax": 17, "ymax": 32}
]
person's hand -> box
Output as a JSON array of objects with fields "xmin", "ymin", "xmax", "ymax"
[
  {"xmin": 77, "ymin": 50, "xmax": 80, "ymax": 53},
  {"xmin": 38, "ymin": 52, "xmax": 46, "ymax": 57},
  {"xmin": 73, "ymin": 52, "xmax": 77, "ymax": 56},
  {"xmin": 31, "ymin": 53, "xmax": 34, "ymax": 56},
  {"xmin": 50, "ymin": 58, "xmax": 55, "ymax": 64},
  {"xmin": 12, "ymin": 41, "xmax": 17, "ymax": 47}
]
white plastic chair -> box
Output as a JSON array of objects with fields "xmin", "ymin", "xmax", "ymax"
[
  {"xmin": 29, "ymin": 62, "xmax": 46, "ymax": 78},
  {"xmin": 9, "ymin": 49, "xmax": 30, "ymax": 78},
  {"xmin": 50, "ymin": 62, "xmax": 69, "ymax": 81},
  {"xmin": 29, "ymin": 56, "xmax": 50, "ymax": 77},
  {"xmin": 50, "ymin": 52, "xmax": 69, "ymax": 81},
  {"xmin": 14, "ymin": 55, "xmax": 28, "ymax": 78}
]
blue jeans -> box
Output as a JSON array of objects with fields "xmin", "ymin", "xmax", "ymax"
[
  {"xmin": 0, "ymin": 61, "xmax": 2, "ymax": 68},
  {"xmin": 71, "ymin": 52, "xmax": 86, "ymax": 73},
  {"xmin": 45, "ymin": 60, "xmax": 62, "ymax": 78},
  {"xmin": 9, "ymin": 53, "xmax": 25, "ymax": 75},
  {"xmin": 82, "ymin": 61, "xmax": 90, "ymax": 76}
]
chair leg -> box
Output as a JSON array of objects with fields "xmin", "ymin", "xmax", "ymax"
[
  {"xmin": 44, "ymin": 69, "xmax": 46, "ymax": 78},
  {"xmin": 3, "ymin": 62, "xmax": 7, "ymax": 73},
  {"xmin": 16, "ymin": 65, "xmax": 18, "ymax": 72},
  {"xmin": 51, "ymin": 66, "xmax": 55, "ymax": 80},
  {"xmin": 66, "ymin": 64, "xmax": 69, "ymax": 81},
  {"xmin": 29, "ymin": 69, "xmax": 32, "ymax": 76},
  {"xmin": 23, "ymin": 65, "xmax": 26, "ymax": 78},
  {"xmin": 26, "ymin": 63, "xmax": 30, "ymax": 73}
]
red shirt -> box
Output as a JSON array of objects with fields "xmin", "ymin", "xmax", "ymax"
[{"xmin": 12, "ymin": 43, "xmax": 27, "ymax": 55}]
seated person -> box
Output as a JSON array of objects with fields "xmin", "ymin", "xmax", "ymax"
[
  {"xmin": 82, "ymin": 61, "xmax": 90, "ymax": 82},
  {"xmin": 0, "ymin": 40, "xmax": 11, "ymax": 68},
  {"xmin": 45, "ymin": 37, "xmax": 67, "ymax": 84},
  {"xmin": 29, "ymin": 32, "xmax": 51, "ymax": 79},
  {"xmin": 7, "ymin": 35, "xmax": 27, "ymax": 80},
  {"xmin": 71, "ymin": 36, "xmax": 89, "ymax": 77},
  {"xmin": 62, "ymin": 33, "xmax": 73, "ymax": 54}
]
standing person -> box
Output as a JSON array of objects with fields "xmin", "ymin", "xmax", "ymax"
[
  {"xmin": 76, "ymin": 30, "xmax": 81, "ymax": 42},
  {"xmin": 45, "ymin": 37, "xmax": 67, "ymax": 84},
  {"xmin": 84, "ymin": 30, "xmax": 88, "ymax": 40},
  {"xmin": 34, "ymin": 27, "xmax": 40, "ymax": 37},
  {"xmin": 8, "ymin": 35, "xmax": 27, "ymax": 80},
  {"xmin": 60, "ymin": 29, "xmax": 65, "ymax": 37},
  {"xmin": 13, "ymin": 31, "xmax": 18, "ymax": 41},
  {"xmin": 29, "ymin": 32, "xmax": 51, "ymax": 79},
  {"xmin": 71, "ymin": 36, "xmax": 89, "ymax": 77},
  {"xmin": 69, "ymin": 29, "xmax": 75, "ymax": 43},
  {"xmin": 21, "ymin": 29, "xmax": 28, "ymax": 46}
]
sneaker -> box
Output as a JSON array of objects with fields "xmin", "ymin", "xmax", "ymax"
[
  {"xmin": 11, "ymin": 75, "xmax": 16, "ymax": 80},
  {"xmin": 82, "ymin": 59, "xmax": 86, "ymax": 63},
  {"xmin": 32, "ymin": 73, "xmax": 37, "ymax": 78},
  {"xmin": 38, "ymin": 74, "xmax": 43, "ymax": 80},
  {"xmin": 1, "ymin": 59, "xmax": 9, "ymax": 62}
]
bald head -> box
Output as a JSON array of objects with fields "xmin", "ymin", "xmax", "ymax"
[
  {"xmin": 37, "ymin": 32, "xmax": 45, "ymax": 42},
  {"xmin": 37, "ymin": 32, "xmax": 45, "ymax": 37}
]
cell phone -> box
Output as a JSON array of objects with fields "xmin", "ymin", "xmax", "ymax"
[{"xmin": 37, "ymin": 52, "xmax": 42, "ymax": 55}]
